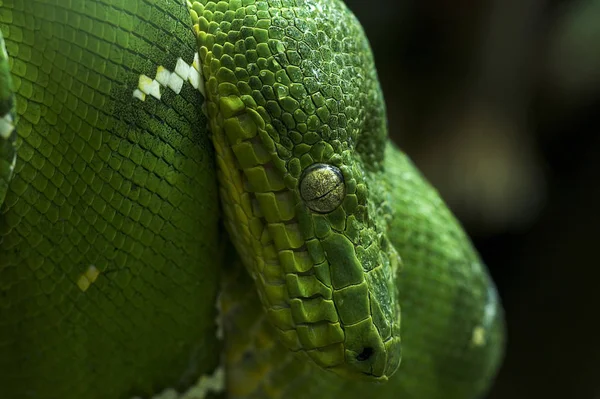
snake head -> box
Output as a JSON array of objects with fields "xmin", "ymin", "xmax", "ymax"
[{"xmin": 191, "ymin": 0, "xmax": 402, "ymax": 381}]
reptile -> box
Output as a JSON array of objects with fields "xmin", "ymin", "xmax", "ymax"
[{"xmin": 0, "ymin": 0, "xmax": 505, "ymax": 398}]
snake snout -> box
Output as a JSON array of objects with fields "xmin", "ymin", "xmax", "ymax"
[{"xmin": 335, "ymin": 327, "xmax": 401, "ymax": 381}]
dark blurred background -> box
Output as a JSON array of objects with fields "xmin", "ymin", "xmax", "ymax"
[{"xmin": 344, "ymin": 0, "xmax": 600, "ymax": 398}]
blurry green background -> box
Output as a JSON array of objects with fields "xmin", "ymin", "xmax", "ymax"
[{"xmin": 344, "ymin": 0, "xmax": 600, "ymax": 398}]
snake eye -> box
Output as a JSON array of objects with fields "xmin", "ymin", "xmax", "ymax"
[{"xmin": 299, "ymin": 163, "xmax": 346, "ymax": 213}]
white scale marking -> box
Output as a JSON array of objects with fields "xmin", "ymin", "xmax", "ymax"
[
  {"xmin": 133, "ymin": 53, "xmax": 204, "ymax": 101},
  {"xmin": 130, "ymin": 365, "xmax": 224, "ymax": 399},
  {"xmin": 0, "ymin": 113, "xmax": 14, "ymax": 139}
]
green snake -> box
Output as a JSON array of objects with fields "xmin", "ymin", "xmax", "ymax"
[{"xmin": 0, "ymin": 0, "xmax": 505, "ymax": 398}]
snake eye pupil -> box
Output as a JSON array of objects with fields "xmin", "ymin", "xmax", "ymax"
[
  {"xmin": 299, "ymin": 163, "xmax": 345, "ymax": 213},
  {"xmin": 356, "ymin": 347, "xmax": 374, "ymax": 362}
]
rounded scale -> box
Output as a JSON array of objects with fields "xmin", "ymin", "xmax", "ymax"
[{"xmin": 299, "ymin": 163, "xmax": 346, "ymax": 213}]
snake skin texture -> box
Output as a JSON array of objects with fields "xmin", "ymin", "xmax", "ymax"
[
  {"xmin": 0, "ymin": 1, "xmax": 505, "ymax": 398},
  {"xmin": 0, "ymin": 1, "xmax": 222, "ymax": 398}
]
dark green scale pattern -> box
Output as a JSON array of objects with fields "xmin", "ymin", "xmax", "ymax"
[
  {"xmin": 0, "ymin": 1, "xmax": 222, "ymax": 398},
  {"xmin": 222, "ymin": 144, "xmax": 505, "ymax": 399}
]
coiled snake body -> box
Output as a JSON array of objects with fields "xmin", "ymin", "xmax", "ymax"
[{"xmin": 0, "ymin": 1, "xmax": 504, "ymax": 398}]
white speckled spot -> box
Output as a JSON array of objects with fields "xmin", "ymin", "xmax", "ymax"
[
  {"xmin": 133, "ymin": 365, "xmax": 225, "ymax": 399},
  {"xmin": 471, "ymin": 284, "xmax": 499, "ymax": 347},
  {"xmin": 0, "ymin": 113, "xmax": 14, "ymax": 139},
  {"xmin": 198, "ymin": 76, "xmax": 206, "ymax": 97},
  {"xmin": 155, "ymin": 66, "xmax": 172, "ymax": 87},
  {"xmin": 133, "ymin": 53, "xmax": 205, "ymax": 101},
  {"xmin": 184, "ymin": 366, "xmax": 225, "ymax": 398},
  {"xmin": 471, "ymin": 325, "xmax": 486, "ymax": 347},
  {"xmin": 190, "ymin": 53, "xmax": 205, "ymax": 96},
  {"xmin": 168, "ymin": 73, "xmax": 185, "ymax": 94},
  {"xmin": 138, "ymin": 75, "xmax": 161, "ymax": 99},
  {"xmin": 482, "ymin": 285, "xmax": 498, "ymax": 329},
  {"xmin": 188, "ymin": 68, "xmax": 201, "ymax": 90},
  {"xmin": 133, "ymin": 89, "xmax": 146, "ymax": 101},
  {"xmin": 175, "ymin": 58, "xmax": 191, "ymax": 79},
  {"xmin": 76, "ymin": 265, "xmax": 100, "ymax": 292},
  {"xmin": 192, "ymin": 52, "xmax": 201, "ymax": 72},
  {"xmin": 9, "ymin": 151, "xmax": 16, "ymax": 171}
]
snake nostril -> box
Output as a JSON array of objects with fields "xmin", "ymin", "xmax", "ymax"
[{"xmin": 356, "ymin": 347, "xmax": 374, "ymax": 362}]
